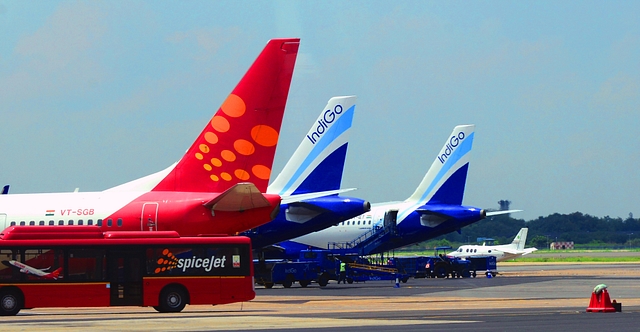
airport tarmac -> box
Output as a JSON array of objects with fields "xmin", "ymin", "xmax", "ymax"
[{"xmin": 3, "ymin": 263, "xmax": 640, "ymax": 331}]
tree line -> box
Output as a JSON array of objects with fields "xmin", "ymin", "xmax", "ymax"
[{"xmin": 419, "ymin": 212, "xmax": 640, "ymax": 249}]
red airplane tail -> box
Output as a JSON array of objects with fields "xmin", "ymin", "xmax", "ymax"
[
  {"xmin": 49, "ymin": 267, "xmax": 63, "ymax": 280},
  {"xmin": 152, "ymin": 38, "xmax": 300, "ymax": 193}
]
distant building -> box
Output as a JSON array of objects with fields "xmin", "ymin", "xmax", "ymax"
[{"xmin": 550, "ymin": 241, "xmax": 574, "ymax": 250}]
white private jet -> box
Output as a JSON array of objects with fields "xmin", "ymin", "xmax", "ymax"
[{"xmin": 448, "ymin": 228, "xmax": 537, "ymax": 262}]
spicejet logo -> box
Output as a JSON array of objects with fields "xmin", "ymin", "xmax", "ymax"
[
  {"xmin": 306, "ymin": 104, "xmax": 343, "ymax": 144},
  {"xmin": 154, "ymin": 249, "xmax": 240, "ymax": 274},
  {"xmin": 437, "ymin": 131, "xmax": 466, "ymax": 164}
]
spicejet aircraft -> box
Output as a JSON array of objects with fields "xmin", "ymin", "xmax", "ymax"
[
  {"xmin": 279, "ymin": 125, "xmax": 521, "ymax": 255},
  {"xmin": 448, "ymin": 227, "xmax": 537, "ymax": 261},
  {"xmin": 2, "ymin": 260, "xmax": 63, "ymax": 280},
  {"xmin": 0, "ymin": 38, "xmax": 300, "ymax": 236},
  {"xmin": 243, "ymin": 96, "xmax": 370, "ymax": 249}
]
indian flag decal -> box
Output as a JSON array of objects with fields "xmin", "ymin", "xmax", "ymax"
[{"xmin": 45, "ymin": 210, "xmax": 55, "ymax": 216}]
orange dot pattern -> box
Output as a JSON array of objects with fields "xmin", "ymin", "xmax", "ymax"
[
  {"xmin": 194, "ymin": 93, "xmax": 280, "ymax": 185},
  {"xmin": 154, "ymin": 248, "xmax": 179, "ymax": 274}
]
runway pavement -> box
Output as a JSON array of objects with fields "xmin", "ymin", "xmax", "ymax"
[{"xmin": 3, "ymin": 263, "xmax": 640, "ymax": 331}]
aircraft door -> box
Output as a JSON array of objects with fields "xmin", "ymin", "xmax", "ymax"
[
  {"xmin": 383, "ymin": 209, "xmax": 398, "ymax": 234},
  {"xmin": 107, "ymin": 250, "xmax": 144, "ymax": 306},
  {"xmin": 141, "ymin": 203, "xmax": 159, "ymax": 231}
]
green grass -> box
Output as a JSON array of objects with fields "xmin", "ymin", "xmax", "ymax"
[{"xmin": 503, "ymin": 256, "xmax": 640, "ymax": 263}]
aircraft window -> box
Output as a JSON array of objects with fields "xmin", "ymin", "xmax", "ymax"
[
  {"xmin": 10, "ymin": 221, "xmax": 15, "ymax": 226},
  {"xmin": 357, "ymin": 221, "xmax": 360, "ymax": 225},
  {"xmin": 107, "ymin": 219, "xmax": 112, "ymax": 227},
  {"xmin": 465, "ymin": 249, "xmax": 469, "ymax": 252},
  {"xmin": 78, "ymin": 220, "xmax": 83, "ymax": 225},
  {"xmin": 19, "ymin": 221, "xmax": 25, "ymax": 226},
  {"xmin": 474, "ymin": 249, "xmax": 477, "ymax": 253},
  {"xmin": 117, "ymin": 218, "xmax": 123, "ymax": 227},
  {"xmin": 58, "ymin": 220, "xmax": 64, "ymax": 225},
  {"xmin": 68, "ymin": 220, "xmax": 74, "ymax": 225},
  {"xmin": 39, "ymin": 221, "xmax": 45, "ymax": 226},
  {"xmin": 29, "ymin": 221, "xmax": 35, "ymax": 226},
  {"xmin": 49, "ymin": 220, "xmax": 54, "ymax": 226},
  {"xmin": 369, "ymin": 221, "xmax": 372, "ymax": 225},
  {"xmin": 97, "ymin": 219, "xmax": 103, "ymax": 226},
  {"xmin": 346, "ymin": 221, "xmax": 350, "ymax": 225},
  {"xmin": 488, "ymin": 250, "xmax": 492, "ymax": 253},
  {"xmin": 88, "ymin": 219, "xmax": 93, "ymax": 225}
]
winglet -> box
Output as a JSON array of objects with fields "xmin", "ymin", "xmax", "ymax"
[
  {"xmin": 406, "ymin": 125, "xmax": 475, "ymax": 205},
  {"xmin": 152, "ymin": 38, "xmax": 300, "ymax": 193}
]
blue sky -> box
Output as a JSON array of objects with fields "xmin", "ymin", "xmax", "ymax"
[{"xmin": 1, "ymin": 0, "xmax": 639, "ymax": 221}]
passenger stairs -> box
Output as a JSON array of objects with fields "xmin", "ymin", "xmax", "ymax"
[{"xmin": 328, "ymin": 209, "xmax": 400, "ymax": 256}]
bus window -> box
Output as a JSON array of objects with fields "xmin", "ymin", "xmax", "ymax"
[
  {"xmin": 0, "ymin": 249, "xmax": 19, "ymax": 281},
  {"xmin": 67, "ymin": 248, "xmax": 105, "ymax": 281},
  {"xmin": 22, "ymin": 249, "xmax": 63, "ymax": 282}
]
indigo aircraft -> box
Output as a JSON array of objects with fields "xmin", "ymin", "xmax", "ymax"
[
  {"xmin": 0, "ymin": 38, "xmax": 301, "ymax": 236},
  {"xmin": 243, "ymin": 96, "xmax": 370, "ymax": 249},
  {"xmin": 448, "ymin": 228, "xmax": 537, "ymax": 261},
  {"xmin": 279, "ymin": 125, "xmax": 521, "ymax": 256}
]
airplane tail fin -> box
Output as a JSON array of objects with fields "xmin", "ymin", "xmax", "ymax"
[
  {"xmin": 152, "ymin": 38, "xmax": 300, "ymax": 193},
  {"xmin": 51, "ymin": 267, "xmax": 63, "ymax": 279},
  {"xmin": 406, "ymin": 125, "xmax": 475, "ymax": 205},
  {"xmin": 511, "ymin": 228, "xmax": 529, "ymax": 251},
  {"xmin": 268, "ymin": 96, "xmax": 356, "ymax": 196}
]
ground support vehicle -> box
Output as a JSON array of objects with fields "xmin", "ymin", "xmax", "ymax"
[
  {"xmin": 0, "ymin": 226, "xmax": 255, "ymax": 316},
  {"xmin": 425, "ymin": 246, "xmax": 473, "ymax": 278},
  {"xmin": 466, "ymin": 256, "xmax": 498, "ymax": 277},
  {"xmin": 347, "ymin": 262, "xmax": 409, "ymax": 283},
  {"xmin": 254, "ymin": 250, "xmax": 407, "ymax": 287},
  {"xmin": 254, "ymin": 250, "xmax": 339, "ymax": 288},
  {"xmin": 390, "ymin": 256, "xmax": 431, "ymax": 278}
]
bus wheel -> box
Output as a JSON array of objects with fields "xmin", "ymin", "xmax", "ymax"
[
  {"xmin": 0, "ymin": 289, "xmax": 22, "ymax": 316},
  {"xmin": 158, "ymin": 287, "xmax": 188, "ymax": 313}
]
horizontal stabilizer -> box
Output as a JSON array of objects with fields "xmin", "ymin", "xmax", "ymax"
[
  {"xmin": 205, "ymin": 183, "xmax": 273, "ymax": 212},
  {"xmin": 486, "ymin": 209, "xmax": 522, "ymax": 217},
  {"xmin": 280, "ymin": 188, "xmax": 357, "ymax": 204}
]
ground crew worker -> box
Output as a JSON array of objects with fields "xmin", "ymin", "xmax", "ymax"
[{"xmin": 338, "ymin": 261, "xmax": 347, "ymax": 284}]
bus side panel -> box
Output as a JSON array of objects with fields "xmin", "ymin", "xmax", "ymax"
[
  {"xmin": 218, "ymin": 276, "xmax": 255, "ymax": 304},
  {"xmin": 19, "ymin": 283, "xmax": 110, "ymax": 308},
  {"xmin": 143, "ymin": 277, "xmax": 221, "ymax": 307}
]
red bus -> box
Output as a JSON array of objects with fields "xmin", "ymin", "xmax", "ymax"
[{"xmin": 0, "ymin": 226, "xmax": 254, "ymax": 316}]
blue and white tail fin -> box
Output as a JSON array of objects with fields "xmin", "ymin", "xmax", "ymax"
[
  {"xmin": 268, "ymin": 96, "xmax": 356, "ymax": 196},
  {"xmin": 406, "ymin": 124, "xmax": 475, "ymax": 205}
]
